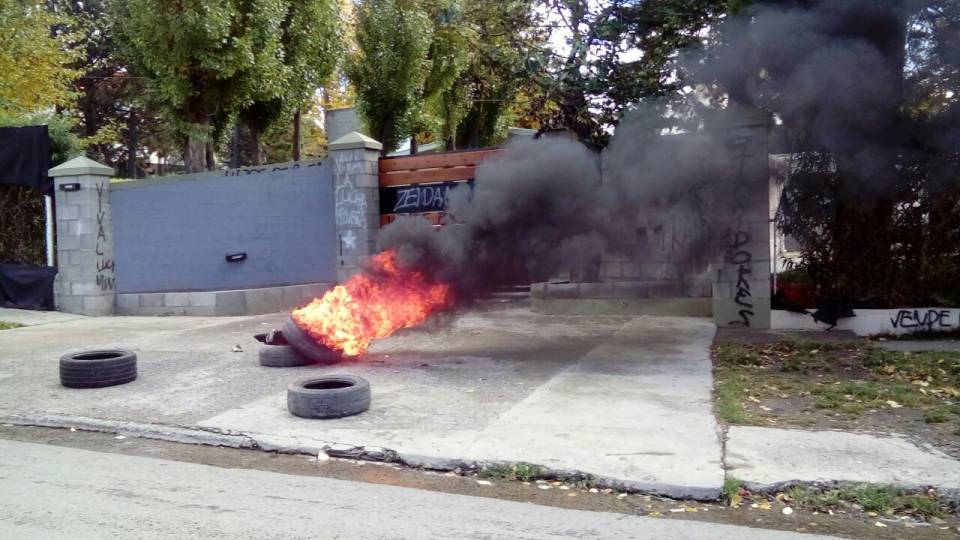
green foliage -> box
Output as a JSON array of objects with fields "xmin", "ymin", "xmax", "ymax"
[
  {"xmin": 787, "ymin": 483, "xmax": 948, "ymax": 519},
  {"xmin": 512, "ymin": 462, "xmax": 542, "ymax": 482},
  {"xmin": 776, "ymin": 268, "xmax": 812, "ymax": 284},
  {"xmin": 453, "ymin": 0, "xmax": 544, "ymax": 148},
  {"xmin": 239, "ymin": 0, "xmax": 344, "ymax": 162},
  {"xmin": 347, "ymin": 0, "xmax": 433, "ymax": 153},
  {"xmin": 0, "ymin": 112, "xmax": 83, "ymax": 266},
  {"xmin": 531, "ymin": 0, "xmax": 732, "ymax": 149},
  {"xmin": 0, "ymin": 321, "xmax": 25, "ymax": 330},
  {"xmin": 260, "ymin": 109, "xmax": 329, "ymax": 163},
  {"xmin": 722, "ymin": 477, "xmax": 743, "ymax": 504},
  {"xmin": 0, "ymin": 0, "xmax": 80, "ymax": 114},
  {"xmin": 112, "ymin": 0, "xmax": 293, "ymax": 170},
  {"xmin": 479, "ymin": 462, "xmax": 543, "ymax": 481},
  {"xmin": 760, "ymin": 2, "xmax": 960, "ymax": 307},
  {"xmin": 0, "ymin": 111, "xmax": 84, "ymax": 166}
]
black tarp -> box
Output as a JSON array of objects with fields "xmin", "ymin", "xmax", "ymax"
[
  {"xmin": 0, "ymin": 264, "xmax": 57, "ymax": 310},
  {"xmin": 0, "ymin": 126, "xmax": 55, "ymax": 309},
  {"xmin": 0, "ymin": 125, "xmax": 52, "ymax": 194}
]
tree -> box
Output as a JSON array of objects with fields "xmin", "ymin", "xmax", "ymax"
[
  {"xmin": 532, "ymin": 0, "xmax": 731, "ymax": 149},
  {"xmin": 236, "ymin": 0, "xmax": 343, "ymax": 165},
  {"xmin": 346, "ymin": 0, "xmax": 433, "ymax": 154},
  {"xmin": 452, "ymin": 0, "xmax": 545, "ymax": 148},
  {"xmin": 112, "ymin": 0, "xmax": 290, "ymax": 172},
  {"xmin": 703, "ymin": 0, "xmax": 960, "ymax": 305},
  {"xmin": 0, "ymin": 0, "xmax": 78, "ymax": 114}
]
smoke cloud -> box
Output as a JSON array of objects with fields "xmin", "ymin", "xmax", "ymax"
[{"xmin": 374, "ymin": 0, "xmax": 957, "ymax": 302}]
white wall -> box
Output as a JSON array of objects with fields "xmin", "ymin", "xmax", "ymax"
[{"xmin": 772, "ymin": 308, "xmax": 960, "ymax": 336}]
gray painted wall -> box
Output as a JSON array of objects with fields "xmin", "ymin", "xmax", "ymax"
[{"xmin": 111, "ymin": 161, "xmax": 335, "ymax": 293}]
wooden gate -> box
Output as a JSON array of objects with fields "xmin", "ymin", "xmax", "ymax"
[{"xmin": 378, "ymin": 148, "xmax": 500, "ymax": 226}]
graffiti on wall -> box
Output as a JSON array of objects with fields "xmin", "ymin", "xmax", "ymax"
[
  {"xmin": 378, "ymin": 180, "xmax": 471, "ymax": 215},
  {"xmin": 334, "ymin": 153, "xmax": 368, "ymax": 229},
  {"xmin": 724, "ymin": 134, "xmax": 755, "ymax": 327},
  {"xmin": 890, "ymin": 309, "xmax": 956, "ymax": 330},
  {"xmin": 95, "ymin": 180, "xmax": 115, "ymax": 291}
]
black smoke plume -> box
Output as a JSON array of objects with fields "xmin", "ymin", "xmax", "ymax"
[{"xmin": 375, "ymin": 0, "xmax": 958, "ymax": 305}]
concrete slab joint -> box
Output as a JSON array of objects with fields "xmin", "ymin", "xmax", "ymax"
[{"xmin": 51, "ymin": 156, "xmax": 116, "ymax": 316}]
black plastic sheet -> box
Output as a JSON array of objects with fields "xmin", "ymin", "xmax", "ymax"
[
  {"xmin": 0, "ymin": 264, "xmax": 57, "ymax": 310},
  {"xmin": 0, "ymin": 125, "xmax": 52, "ymax": 194}
]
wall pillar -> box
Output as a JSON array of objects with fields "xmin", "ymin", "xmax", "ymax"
[
  {"xmin": 50, "ymin": 156, "xmax": 116, "ymax": 315},
  {"xmin": 709, "ymin": 107, "xmax": 773, "ymax": 329},
  {"xmin": 328, "ymin": 132, "xmax": 383, "ymax": 283}
]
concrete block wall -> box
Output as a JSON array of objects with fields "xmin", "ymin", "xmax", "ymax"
[
  {"xmin": 115, "ymin": 283, "xmax": 332, "ymax": 316},
  {"xmin": 587, "ymin": 107, "xmax": 772, "ymax": 327},
  {"xmin": 110, "ymin": 161, "xmax": 336, "ymax": 293},
  {"xmin": 324, "ymin": 107, "xmax": 363, "ymax": 145},
  {"xmin": 51, "ymin": 156, "xmax": 342, "ymax": 317},
  {"xmin": 329, "ymin": 132, "xmax": 382, "ymax": 282},
  {"xmin": 51, "ymin": 157, "xmax": 116, "ymax": 315}
]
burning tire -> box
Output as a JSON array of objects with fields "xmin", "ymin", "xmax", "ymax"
[
  {"xmin": 258, "ymin": 345, "xmax": 311, "ymax": 367},
  {"xmin": 287, "ymin": 375, "xmax": 370, "ymax": 419},
  {"xmin": 281, "ymin": 316, "xmax": 342, "ymax": 363},
  {"xmin": 60, "ymin": 350, "xmax": 137, "ymax": 389}
]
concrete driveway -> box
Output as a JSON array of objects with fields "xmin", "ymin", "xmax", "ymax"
[{"xmin": 0, "ymin": 305, "xmax": 722, "ymax": 498}]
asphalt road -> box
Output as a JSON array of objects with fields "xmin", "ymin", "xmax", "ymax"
[{"xmin": 0, "ymin": 438, "xmax": 839, "ymax": 540}]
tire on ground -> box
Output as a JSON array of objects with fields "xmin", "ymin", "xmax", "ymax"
[
  {"xmin": 287, "ymin": 375, "xmax": 371, "ymax": 419},
  {"xmin": 60, "ymin": 350, "xmax": 138, "ymax": 389},
  {"xmin": 259, "ymin": 344, "xmax": 312, "ymax": 367},
  {"xmin": 281, "ymin": 317, "xmax": 342, "ymax": 363}
]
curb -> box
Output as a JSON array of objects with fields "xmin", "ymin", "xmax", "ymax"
[{"xmin": 0, "ymin": 412, "xmax": 722, "ymax": 501}]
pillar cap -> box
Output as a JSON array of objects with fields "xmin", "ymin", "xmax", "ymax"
[
  {"xmin": 328, "ymin": 131, "xmax": 383, "ymax": 152},
  {"xmin": 49, "ymin": 156, "xmax": 114, "ymax": 178}
]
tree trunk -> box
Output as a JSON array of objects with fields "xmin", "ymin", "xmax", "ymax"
[
  {"xmin": 410, "ymin": 133, "xmax": 418, "ymax": 156},
  {"xmin": 184, "ymin": 128, "xmax": 207, "ymax": 174},
  {"xmin": 229, "ymin": 123, "xmax": 242, "ymax": 169},
  {"xmin": 205, "ymin": 141, "xmax": 216, "ymax": 171},
  {"xmin": 126, "ymin": 110, "xmax": 138, "ymax": 179},
  {"xmin": 293, "ymin": 109, "xmax": 302, "ymax": 161},
  {"xmin": 249, "ymin": 126, "xmax": 262, "ymax": 165}
]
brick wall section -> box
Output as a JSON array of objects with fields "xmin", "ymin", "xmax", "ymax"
[
  {"xmin": 50, "ymin": 157, "xmax": 116, "ymax": 315},
  {"xmin": 328, "ymin": 132, "xmax": 382, "ymax": 283},
  {"xmin": 324, "ymin": 107, "xmax": 363, "ymax": 145},
  {"xmin": 109, "ymin": 161, "xmax": 336, "ymax": 293},
  {"xmin": 592, "ymin": 108, "xmax": 772, "ymax": 328}
]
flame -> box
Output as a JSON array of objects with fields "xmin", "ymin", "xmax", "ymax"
[{"xmin": 291, "ymin": 250, "xmax": 452, "ymax": 356}]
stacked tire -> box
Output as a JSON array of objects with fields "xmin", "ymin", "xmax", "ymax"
[
  {"xmin": 60, "ymin": 350, "xmax": 137, "ymax": 389},
  {"xmin": 259, "ymin": 345, "xmax": 312, "ymax": 367}
]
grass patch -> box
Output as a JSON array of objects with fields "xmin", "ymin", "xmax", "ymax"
[
  {"xmin": 924, "ymin": 409, "xmax": 950, "ymax": 423},
  {"xmin": 512, "ymin": 462, "xmax": 542, "ymax": 482},
  {"xmin": 786, "ymin": 483, "xmax": 948, "ymax": 519},
  {"xmin": 722, "ymin": 477, "xmax": 743, "ymax": 505},
  {"xmin": 479, "ymin": 462, "xmax": 543, "ymax": 482},
  {"xmin": 714, "ymin": 370, "xmax": 756, "ymax": 424},
  {"xmin": 0, "ymin": 321, "xmax": 24, "ymax": 331},
  {"xmin": 713, "ymin": 340, "xmax": 960, "ymax": 432}
]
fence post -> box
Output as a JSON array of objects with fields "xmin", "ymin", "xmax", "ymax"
[
  {"xmin": 709, "ymin": 107, "xmax": 773, "ymax": 329},
  {"xmin": 328, "ymin": 132, "xmax": 383, "ymax": 283},
  {"xmin": 50, "ymin": 156, "xmax": 116, "ymax": 315}
]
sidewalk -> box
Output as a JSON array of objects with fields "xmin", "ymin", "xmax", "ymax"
[
  {"xmin": 2, "ymin": 306, "xmax": 958, "ymax": 500},
  {"xmin": 0, "ymin": 307, "xmax": 723, "ymax": 498}
]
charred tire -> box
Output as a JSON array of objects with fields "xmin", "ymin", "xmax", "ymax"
[
  {"xmin": 258, "ymin": 344, "xmax": 311, "ymax": 367},
  {"xmin": 281, "ymin": 317, "xmax": 342, "ymax": 363},
  {"xmin": 60, "ymin": 350, "xmax": 137, "ymax": 389},
  {"xmin": 287, "ymin": 375, "xmax": 370, "ymax": 419}
]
